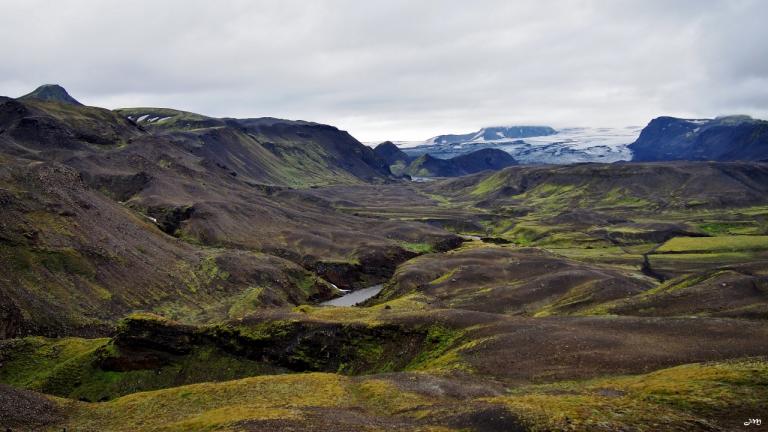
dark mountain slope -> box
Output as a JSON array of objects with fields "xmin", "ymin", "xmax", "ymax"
[
  {"xmin": 0, "ymin": 88, "xmax": 461, "ymax": 336},
  {"xmin": 376, "ymin": 247, "xmax": 653, "ymax": 316},
  {"xmin": 450, "ymin": 148, "xmax": 518, "ymax": 172},
  {"xmin": 600, "ymin": 268, "xmax": 768, "ymax": 319},
  {"xmin": 0, "ymin": 97, "xmax": 141, "ymax": 151},
  {"xmin": 374, "ymin": 141, "xmax": 412, "ymax": 165},
  {"xmin": 17, "ymin": 84, "xmax": 83, "ymax": 106},
  {"xmin": 116, "ymin": 107, "xmax": 391, "ymax": 186},
  {"xmin": 629, "ymin": 115, "xmax": 768, "ymax": 161},
  {"xmin": 373, "ymin": 141, "xmax": 414, "ymax": 176},
  {"xmin": 37, "ymin": 112, "xmax": 457, "ymax": 285},
  {"xmin": 0, "ymin": 156, "xmax": 335, "ymax": 338},
  {"xmin": 405, "ymin": 154, "xmax": 454, "ymax": 177},
  {"xmin": 404, "ymin": 148, "xmax": 517, "ymax": 177},
  {"xmin": 431, "ymin": 161, "xmax": 768, "ymax": 210}
]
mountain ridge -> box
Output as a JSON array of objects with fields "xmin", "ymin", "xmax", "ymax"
[
  {"xmin": 405, "ymin": 148, "xmax": 518, "ymax": 177},
  {"xmin": 629, "ymin": 115, "xmax": 768, "ymax": 161},
  {"xmin": 425, "ymin": 125, "xmax": 557, "ymax": 145}
]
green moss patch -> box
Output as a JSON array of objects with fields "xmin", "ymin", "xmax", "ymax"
[
  {"xmin": 656, "ymin": 235, "xmax": 768, "ymax": 254},
  {"xmin": 489, "ymin": 358, "xmax": 768, "ymax": 431}
]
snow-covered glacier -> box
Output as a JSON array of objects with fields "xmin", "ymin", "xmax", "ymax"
[{"xmin": 374, "ymin": 126, "xmax": 642, "ymax": 164}]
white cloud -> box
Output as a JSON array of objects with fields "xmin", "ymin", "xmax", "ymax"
[{"xmin": 1, "ymin": 0, "xmax": 766, "ymax": 141}]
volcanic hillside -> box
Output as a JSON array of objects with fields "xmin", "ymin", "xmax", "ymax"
[{"xmin": 0, "ymin": 86, "xmax": 460, "ymax": 336}]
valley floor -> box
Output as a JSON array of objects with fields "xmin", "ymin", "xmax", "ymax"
[{"xmin": 3, "ymin": 164, "xmax": 768, "ymax": 431}]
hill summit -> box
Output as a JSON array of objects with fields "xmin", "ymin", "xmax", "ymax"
[{"xmin": 18, "ymin": 84, "xmax": 83, "ymax": 106}]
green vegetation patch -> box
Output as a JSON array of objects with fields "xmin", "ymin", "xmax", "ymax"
[
  {"xmin": 396, "ymin": 241, "xmax": 435, "ymax": 254},
  {"xmin": 0, "ymin": 245, "xmax": 95, "ymax": 277},
  {"xmin": 227, "ymin": 286, "xmax": 266, "ymax": 318},
  {"xmin": 470, "ymin": 171, "xmax": 508, "ymax": 196},
  {"xmin": 63, "ymin": 373, "xmax": 351, "ymax": 431},
  {"xmin": 489, "ymin": 358, "xmax": 768, "ymax": 431},
  {"xmin": 405, "ymin": 325, "xmax": 469, "ymax": 372},
  {"xmin": 508, "ymin": 223, "xmax": 552, "ymax": 246},
  {"xmin": 697, "ymin": 221, "xmax": 759, "ymax": 236},
  {"xmin": 596, "ymin": 187, "xmax": 654, "ymax": 209},
  {"xmin": 0, "ymin": 337, "xmax": 108, "ymax": 392},
  {"xmin": 656, "ymin": 235, "xmax": 768, "ymax": 254},
  {"xmin": 0, "ymin": 336, "xmax": 283, "ymax": 402},
  {"xmin": 49, "ymin": 358, "xmax": 767, "ymax": 432},
  {"xmin": 429, "ymin": 268, "xmax": 459, "ymax": 285},
  {"xmin": 177, "ymin": 254, "xmax": 230, "ymax": 293}
]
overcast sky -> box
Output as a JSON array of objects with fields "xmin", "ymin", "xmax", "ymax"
[{"xmin": 1, "ymin": 0, "xmax": 766, "ymax": 141}]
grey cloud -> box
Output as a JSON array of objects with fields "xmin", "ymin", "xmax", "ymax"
[{"xmin": 0, "ymin": 0, "xmax": 766, "ymax": 141}]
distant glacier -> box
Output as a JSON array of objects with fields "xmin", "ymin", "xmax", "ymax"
[{"xmin": 366, "ymin": 126, "xmax": 642, "ymax": 164}]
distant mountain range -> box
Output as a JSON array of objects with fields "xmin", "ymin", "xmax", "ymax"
[
  {"xmin": 425, "ymin": 125, "xmax": 556, "ymax": 145},
  {"xmin": 373, "ymin": 115, "xmax": 768, "ymax": 169},
  {"xmin": 387, "ymin": 125, "xmax": 639, "ymax": 165}
]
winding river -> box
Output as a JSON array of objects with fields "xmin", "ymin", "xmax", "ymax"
[{"xmin": 320, "ymin": 284, "xmax": 384, "ymax": 307}]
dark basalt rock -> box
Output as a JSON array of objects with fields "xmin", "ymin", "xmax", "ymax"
[
  {"xmin": 9, "ymin": 116, "xmax": 80, "ymax": 150},
  {"xmin": 480, "ymin": 236, "xmax": 511, "ymax": 244},
  {"xmin": 0, "ymin": 291, "xmax": 23, "ymax": 339},
  {"xmin": 593, "ymin": 223, "xmax": 710, "ymax": 245},
  {"xmin": 146, "ymin": 205, "xmax": 195, "ymax": 235},
  {"xmin": 83, "ymin": 171, "xmax": 152, "ymax": 202},
  {"xmin": 444, "ymin": 405, "xmax": 527, "ymax": 432},
  {"xmin": 311, "ymin": 245, "xmax": 419, "ymax": 289},
  {"xmin": 97, "ymin": 345, "xmax": 174, "ymax": 372},
  {"xmin": 112, "ymin": 315, "xmax": 195, "ymax": 355},
  {"xmin": 100, "ymin": 313, "xmax": 435, "ymax": 375},
  {"xmin": 432, "ymin": 234, "xmax": 465, "ymax": 252}
]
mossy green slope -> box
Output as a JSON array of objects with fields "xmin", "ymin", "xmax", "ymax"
[
  {"xmin": 35, "ymin": 358, "xmax": 766, "ymax": 432},
  {"xmin": 0, "ymin": 336, "xmax": 285, "ymax": 403}
]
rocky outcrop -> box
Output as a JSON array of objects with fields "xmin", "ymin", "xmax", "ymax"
[
  {"xmin": 310, "ymin": 245, "xmax": 419, "ymax": 289},
  {"xmin": 146, "ymin": 204, "xmax": 195, "ymax": 236},
  {"xmin": 99, "ymin": 313, "xmax": 439, "ymax": 375},
  {"xmin": 0, "ymin": 290, "xmax": 23, "ymax": 339}
]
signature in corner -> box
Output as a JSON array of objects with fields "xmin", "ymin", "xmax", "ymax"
[{"xmin": 744, "ymin": 418, "xmax": 762, "ymax": 426}]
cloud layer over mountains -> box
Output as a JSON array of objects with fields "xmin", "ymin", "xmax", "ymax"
[{"xmin": 1, "ymin": 0, "xmax": 766, "ymax": 141}]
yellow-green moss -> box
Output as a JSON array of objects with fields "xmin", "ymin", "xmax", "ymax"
[
  {"xmin": 488, "ymin": 358, "xmax": 768, "ymax": 431},
  {"xmin": 656, "ymin": 235, "xmax": 768, "ymax": 253}
]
